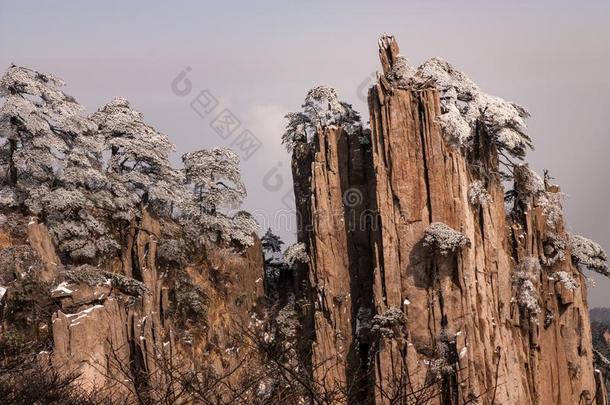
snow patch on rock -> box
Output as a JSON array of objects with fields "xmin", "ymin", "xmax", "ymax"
[{"xmin": 52, "ymin": 281, "xmax": 74, "ymax": 295}]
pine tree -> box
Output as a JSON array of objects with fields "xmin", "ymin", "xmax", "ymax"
[
  {"xmin": 181, "ymin": 147, "xmax": 257, "ymax": 249},
  {"xmin": 0, "ymin": 65, "xmax": 95, "ymax": 208},
  {"xmin": 91, "ymin": 97, "xmax": 184, "ymax": 216},
  {"xmin": 0, "ymin": 66, "xmax": 121, "ymax": 261},
  {"xmin": 282, "ymin": 86, "xmax": 361, "ymax": 152},
  {"xmin": 261, "ymin": 228, "xmax": 284, "ymax": 254}
]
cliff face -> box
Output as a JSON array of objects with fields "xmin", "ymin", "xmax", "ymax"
[
  {"xmin": 288, "ymin": 36, "xmax": 607, "ymax": 404},
  {"xmin": 291, "ymin": 124, "xmax": 376, "ymax": 400},
  {"xmin": 0, "ymin": 210, "xmax": 265, "ymax": 402},
  {"xmin": 0, "ymin": 36, "xmax": 607, "ymax": 405}
]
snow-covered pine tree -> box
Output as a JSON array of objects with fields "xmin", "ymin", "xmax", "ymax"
[
  {"xmin": 0, "ymin": 65, "xmax": 261, "ymax": 261},
  {"xmin": 0, "ymin": 65, "xmax": 94, "ymax": 208},
  {"xmin": 283, "ymin": 242, "xmax": 309, "ymax": 267},
  {"xmin": 282, "ymin": 86, "xmax": 361, "ymax": 152},
  {"xmin": 182, "ymin": 147, "xmax": 246, "ymax": 214},
  {"xmin": 0, "ymin": 66, "xmax": 122, "ymax": 261},
  {"xmin": 181, "ymin": 147, "xmax": 257, "ymax": 249},
  {"xmin": 91, "ymin": 97, "xmax": 184, "ymax": 217},
  {"xmin": 40, "ymin": 127, "xmax": 123, "ymax": 261}
]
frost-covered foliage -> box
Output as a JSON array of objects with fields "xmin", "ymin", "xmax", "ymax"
[
  {"xmin": 385, "ymin": 55, "xmax": 416, "ymax": 87},
  {"xmin": 512, "ymin": 257, "xmax": 541, "ymax": 319},
  {"xmin": 91, "ymin": 97, "xmax": 183, "ymax": 214},
  {"xmin": 282, "ymin": 86, "xmax": 361, "ymax": 152},
  {"xmin": 384, "ymin": 55, "xmax": 532, "ymax": 162},
  {"xmin": 538, "ymin": 191, "xmax": 563, "ymax": 228},
  {"xmin": 370, "ymin": 307, "xmax": 406, "ymax": 339},
  {"xmin": 435, "ymin": 104, "xmax": 472, "ymax": 148},
  {"xmin": 512, "ymin": 164, "xmax": 563, "ymax": 227},
  {"xmin": 1, "ymin": 64, "xmax": 259, "ymax": 264},
  {"xmin": 176, "ymin": 288, "xmax": 206, "ymax": 319},
  {"xmin": 63, "ymin": 265, "xmax": 109, "ymax": 286},
  {"xmin": 109, "ymin": 273, "xmax": 149, "ymax": 297},
  {"xmin": 0, "ymin": 66, "xmax": 96, "ymax": 191},
  {"xmin": 184, "ymin": 207, "xmax": 258, "ymax": 249},
  {"xmin": 173, "ymin": 276, "xmax": 208, "ymax": 322},
  {"xmin": 39, "ymin": 189, "xmax": 121, "ymax": 260},
  {"xmin": 555, "ymin": 271, "xmax": 579, "ymax": 291},
  {"xmin": 208, "ymin": 210, "xmax": 259, "ymax": 249},
  {"xmin": 423, "ymin": 222, "xmax": 470, "ymax": 255},
  {"xmin": 182, "ymin": 147, "xmax": 245, "ymax": 213},
  {"xmin": 541, "ymin": 233, "xmax": 566, "ymax": 267},
  {"xmin": 467, "ymin": 180, "xmax": 491, "ymax": 207},
  {"xmin": 46, "ymin": 130, "xmax": 125, "ymax": 260},
  {"xmin": 157, "ymin": 237, "xmax": 191, "ymax": 266},
  {"xmin": 275, "ymin": 301, "xmax": 300, "ymax": 342},
  {"xmin": 569, "ymin": 234, "xmax": 609, "ymax": 276},
  {"xmin": 181, "ymin": 148, "xmax": 257, "ymax": 249},
  {"xmin": 282, "ymin": 242, "xmax": 309, "ymax": 267},
  {"xmin": 512, "ymin": 164, "xmax": 545, "ymax": 198},
  {"xmin": 428, "ymin": 329, "xmax": 458, "ymax": 380},
  {"xmin": 63, "ymin": 265, "xmax": 148, "ymax": 297},
  {"xmin": 184, "ymin": 209, "xmax": 257, "ymax": 250},
  {"xmin": 0, "ymin": 66, "xmax": 123, "ymax": 261}
]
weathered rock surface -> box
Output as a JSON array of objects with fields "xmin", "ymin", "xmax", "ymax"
[
  {"xmin": 291, "ymin": 124, "xmax": 376, "ymax": 401},
  {"xmin": 0, "ymin": 209, "xmax": 265, "ymax": 402},
  {"xmin": 0, "ymin": 34, "xmax": 607, "ymax": 405},
  {"xmin": 287, "ymin": 36, "xmax": 607, "ymax": 404}
]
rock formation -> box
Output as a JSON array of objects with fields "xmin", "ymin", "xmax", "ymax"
[
  {"xmin": 0, "ymin": 63, "xmax": 266, "ymax": 404},
  {"xmin": 285, "ymin": 35, "xmax": 608, "ymax": 404},
  {"xmin": 1, "ymin": 34, "xmax": 608, "ymax": 405},
  {"xmin": 0, "ymin": 209, "xmax": 266, "ymax": 403}
]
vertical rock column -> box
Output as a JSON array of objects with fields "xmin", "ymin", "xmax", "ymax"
[
  {"xmin": 286, "ymin": 35, "xmax": 606, "ymax": 405},
  {"xmin": 364, "ymin": 35, "xmax": 607, "ymax": 405},
  {"xmin": 367, "ymin": 39, "xmax": 531, "ymax": 404},
  {"xmin": 510, "ymin": 168, "xmax": 603, "ymax": 404},
  {"xmin": 291, "ymin": 124, "xmax": 375, "ymax": 401}
]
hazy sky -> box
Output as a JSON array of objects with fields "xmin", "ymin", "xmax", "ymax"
[{"xmin": 1, "ymin": 0, "xmax": 608, "ymax": 306}]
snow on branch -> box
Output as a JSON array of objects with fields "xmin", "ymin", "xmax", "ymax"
[
  {"xmin": 555, "ymin": 271, "xmax": 579, "ymax": 291},
  {"xmin": 370, "ymin": 307, "xmax": 406, "ymax": 339},
  {"xmin": 181, "ymin": 147, "xmax": 258, "ymax": 250},
  {"xmin": 541, "ymin": 233, "xmax": 566, "ymax": 267},
  {"xmin": 283, "ymin": 242, "xmax": 310, "ymax": 266},
  {"xmin": 569, "ymin": 234, "xmax": 608, "ymax": 276},
  {"xmin": 0, "ymin": 65, "xmax": 96, "ymax": 189},
  {"xmin": 467, "ymin": 180, "xmax": 492, "ymax": 207},
  {"xmin": 1, "ymin": 64, "xmax": 261, "ymax": 264},
  {"xmin": 182, "ymin": 147, "xmax": 246, "ymax": 212},
  {"xmin": 282, "ymin": 86, "xmax": 362, "ymax": 152},
  {"xmin": 423, "ymin": 222, "xmax": 470, "ymax": 255},
  {"xmin": 91, "ymin": 97, "xmax": 184, "ymax": 212}
]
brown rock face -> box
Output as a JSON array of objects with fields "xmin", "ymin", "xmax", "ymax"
[
  {"xmin": 26, "ymin": 219, "xmax": 60, "ymax": 282},
  {"xmin": 289, "ymin": 37, "xmax": 606, "ymax": 404},
  {"xmin": 1, "ymin": 208, "xmax": 265, "ymax": 402},
  {"xmin": 291, "ymin": 125, "xmax": 376, "ymax": 400}
]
